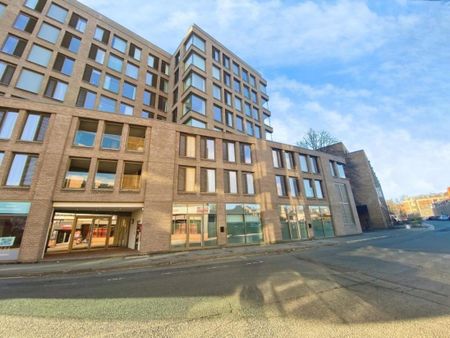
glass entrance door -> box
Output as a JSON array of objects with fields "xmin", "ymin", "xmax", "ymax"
[
  {"xmin": 187, "ymin": 215, "xmax": 202, "ymax": 248},
  {"xmin": 89, "ymin": 218, "xmax": 110, "ymax": 249}
]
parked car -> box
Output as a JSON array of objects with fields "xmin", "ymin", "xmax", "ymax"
[{"xmin": 427, "ymin": 215, "xmax": 450, "ymax": 221}]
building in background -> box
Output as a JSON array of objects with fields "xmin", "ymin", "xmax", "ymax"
[{"xmin": 0, "ymin": 0, "xmax": 369, "ymax": 262}]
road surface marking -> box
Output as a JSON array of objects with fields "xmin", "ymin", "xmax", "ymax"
[{"xmin": 346, "ymin": 235, "xmax": 388, "ymax": 244}]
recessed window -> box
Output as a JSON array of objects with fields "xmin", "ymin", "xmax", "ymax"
[
  {"xmin": 272, "ymin": 149, "xmax": 283, "ymax": 168},
  {"xmin": 285, "ymin": 152, "xmax": 295, "ymax": 170},
  {"xmin": 0, "ymin": 61, "xmax": 16, "ymax": 86},
  {"xmin": 158, "ymin": 96, "xmax": 168, "ymax": 113},
  {"xmin": 16, "ymin": 68, "xmax": 44, "ymax": 94},
  {"xmin": 200, "ymin": 137, "xmax": 215, "ymax": 160},
  {"xmin": 143, "ymin": 90, "xmax": 155, "ymax": 107},
  {"xmin": 184, "ymin": 71, "xmax": 205, "ymax": 92},
  {"xmin": 185, "ymin": 33, "xmax": 205, "ymax": 52},
  {"xmin": 127, "ymin": 126, "xmax": 145, "ymax": 152},
  {"xmin": 184, "ymin": 52, "xmax": 205, "ymax": 71},
  {"xmin": 254, "ymin": 126, "xmax": 261, "ymax": 139},
  {"xmin": 243, "ymin": 85, "xmax": 250, "ymax": 99},
  {"xmin": 47, "ymin": 3, "xmax": 68, "ymax": 23},
  {"xmin": 145, "ymin": 72, "xmax": 157, "ymax": 87},
  {"xmin": 232, "ymin": 62, "xmax": 239, "ymax": 76},
  {"xmin": 224, "ymin": 72, "xmax": 231, "ymax": 87},
  {"xmin": 299, "ymin": 154, "xmax": 308, "ymax": 172},
  {"xmin": 213, "ymin": 105, "xmax": 222, "ymax": 123},
  {"xmin": 101, "ymin": 123, "xmax": 122, "ymax": 150},
  {"xmin": 303, "ymin": 179, "xmax": 314, "ymax": 198},
  {"xmin": 93, "ymin": 26, "xmax": 110, "ymax": 44},
  {"xmin": 14, "ymin": 12, "xmax": 38, "ymax": 33},
  {"xmin": 141, "ymin": 111, "xmax": 154, "ymax": 119},
  {"xmin": 53, "ymin": 53, "xmax": 75, "ymax": 76},
  {"xmin": 61, "ymin": 32, "xmax": 81, "ymax": 54},
  {"xmin": 250, "ymin": 74, "xmax": 256, "ymax": 88},
  {"xmin": 244, "ymin": 103, "xmax": 252, "ymax": 117},
  {"xmin": 251, "ymin": 91, "xmax": 258, "ymax": 104},
  {"xmin": 125, "ymin": 62, "xmax": 139, "ymax": 79},
  {"xmin": 262, "ymin": 97, "xmax": 269, "ymax": 110},
  {"xmin": 223, "ymin": 55, "xmax": 230, "ymax": 69},
  {"xmin": 260, "ymin": 82, "xmax": 267, "ymax": 94},
  {"xmin": 44, "ymin": 77, "xmax": 68, "ymax": 101},
  {"xmin": 309, "ymin": 156, "xmax": 319, "ymax": 173},
  {"xmin": 276, "ymin": 175, "xmax": 287, "ymax": 197},
  {"xmin": 184, "ymin": 118, "xmax": 206, "ymax": 129},
  {"xmin": 161, "ymin": 61, "xmax": 170, "ymax": 76},
  {"xmin": 336, "ymin": 163, "xmax": 346, "ymax": 178},
  {"xmin": 103, "ymin": 74, "xmax": 120, "ymax": 94},
  {"xmin": 0, "ymin": 152, "xmax": 4, "ymax": 166},
  {"xmin": 98, "ymin": 95, "xmax": 116, "ymax": 113},
  {"xmin": 76, "ymin": 88, "xmax": 96, "ymax": 109},
  {"xmin": 200, "ymin": 168, "xmax": 216, "ymax": 193},
  {"xmin": 119, "ymin": 102, "xmax": 133, "ymax": 116},
  {"xmin": 179, "ymin": 134, "xmax": 196, "ymax": 158},
  {"xmin": 5, "ymin": 153, "xmax": 38, "ymax": 187},
  {"xmin": 88, "ymin": 44, "xmax": 106, "ymax": 64},
  {"xmin": 2, "ymin": 35, "xmax": 27, "ymax": 57},
  {"xmin": 69, "ymin": 13, "xmax": 87, "ymax": 33},
  {"xmin": 112, "ymin": 35, "xmax": 127, "ymax": 53},
  {"xmin": 122, "ymin": 82, "xmax": 136, "ymax": 100},
  {"xmin": 240, "ymin": 143, "xmax": 252, "ymax": 164},
  {"xmin": 0, "ymin": 110, "xmax": 19, "ymax": 140},
  {"xmin": 223, "ymin": 141, "xmax": 236, "ymax": 162},
  {"xmin": 242, "ymin": 172, "xmax": 255, "ymax": 195},
  {"xmin": 213, "ymin": 84, "xmax": 221, "ymax": 101},
  {"xmin": 224, "ymin": 91, "xmax": 232, "ymax": 107},
  {"xmin": 289, "ymin": 177, "xmax": 300, "ymax": 197},
  {"xmin": 37, "ymin": 22, "xmax": 60, "ymax": 44},
  {"xmin": 183, "ymin": 93, "xmax": 206, "ymax": 115},
  {"xmin": 178, "ymin": 166, "xmax": 196, "ymax": 192},
  {"xmin": 108, "ymin": 54, "xmax": 123, "ymax": 72},
  {"xmin": 27, "ymin": 44, "xmax": 52, "ymax": 67},
  {"xmin": 82, "ymin": 65, "xmax": 101, "ymax": 86},
  {"xmin": 64, "ymin": 158, "xmax": 90, "ymax": 189},
  {"xmin": 129, "ymin": 43, "xmax": 141, "ymax": 61},
  {"xmin": 236, "ymin": 116, "xmax": 243, "ymax": 132},
  {"xmin": 122, "ymin": 162, "xmax": 142, "ymax": 190},
  {"xmin": 224, "ymin": 170, "xmax": 238, "ymax": 194},
  {"xmin": 212, "ymin": 65, "xmax": 221, "ymax": 81},
  {"xmin": 234, "ymin": 97, "xmax": 242, "ymax": 112},
  {"xmin": 226, "ymin": 111, "xmax": 233, "ymax": 127},
  {"xmin": 160, "ymin": 78, "xmax": 168, "ymax": 93},
  {"xmin": 94, "ymin": 160, "xmax": 117, "ymax": 190},
  {"xmin": 253, "ymin": 107, "xmax": 260, "ymax": 120},
  {"xmin": 242, "ymin": 69, "xmax": 249, "ymax": 83},
  {"xmin": 73, "ymin": 119, "xmax": 97, "ymax": 147},
  {"xmin": 24, "ymin": 0, "xmax": 47, "ymax": 12},
  {"xmin": 20, "ymin": 113, "xmax": 50, "ymax": 142},
  {"xmin": 212, "ymin": 47, "xmax": 220, "ymax": 63},
  {"xmin": 147, "ymin": 54, "xmax": 159, "ymax": 70},
  {"xmin": 315, "ymin": 180, "xmax": 324, "ymax": 199}
]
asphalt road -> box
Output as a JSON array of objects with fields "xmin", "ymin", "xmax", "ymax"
[{"xmin": 1, "ymin": 222, "xmax": 450, "ymax": 337}]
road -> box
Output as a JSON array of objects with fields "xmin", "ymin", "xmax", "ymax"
[{"xmin": 1, "ymin": 222, "xmax": 450, "ymax": 337}]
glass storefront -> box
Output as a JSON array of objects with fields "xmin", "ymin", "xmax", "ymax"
[
  {"xmin": 0, "ymin": 202, "xmax": 30, "ymax": 261},
  {"xmin": 171, "ymin": 204, "xmax": 217, "ymax": 249},
  {"xmin": 309, "ymin": 206, "xmax": 335, "ymax": 239},
  {"xmin": 226, "ymin": 203, "xmax": 263, "ymax": 245},
  {"xmin": 46, "ymin": 212, "xmax": 131, "ymax": 253},
  {"xmin": 280, "ymin": 205, "xmax": 308, "ymax": 241}
]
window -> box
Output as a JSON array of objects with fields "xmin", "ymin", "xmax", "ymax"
[
  {"xmin": 103, "ymin": 74, "xmax": 120, "ymax": 93},
  {"xmin": 315, "ymin": 180, "xmax": 324, "ymax": 199},
  {"xmin": 0, "ymin": 152, "xmax": 4, "ymax": 166},
  {"xmin": 69, "ymin": 13, "xmax": 87, "ymax": 33},
  {"xmin": 160, "ymin": 78, "xmax": 168, "ymax": 93},
  {"xmin": 309, "ymin": 156, "xmax": 319, "ymax": 173},
  {"xmin": 212, "ymin": 47, "xmax": 220, "ymax": 62},
  {"xmin": 141, "ymin": 111, "xmax": 154, "ymax": 119},
  {"xmin": 336, "ymin": 163, "xmax": 346, "ymax": 178},
  {"xmin": 82, "ymin": 65, "xmax": 101, "ymax": 86},
  {"xmin": 299, "ymin": 155, "xmax": 308, "ymax": 172},
  {"xmin": 184, "ymin": 52, "xmax": 205, "ymax": 71},
  {"xmin": 102, "ymin": 123, "xmax": 122, "ymax": 150},
  {"xmin": 335, "ymin": 183, "xmax": 355, "ymax": 226},
  {"xmin": 242, "ymin": 69, "xmax": 249, "ymax": 83},
  {"xmin": 122, "ymin": 82, "xmax": 136, "ymax": 100},
  {"xmin": 94, "ymin": 160, "xmax": 117, "ymax": 189},
  {"xmin": 184, "ymin": 72, "xmax": 205, "ymax": 92},
  {"xmin": 179, "ymin": 134, "xmax": 196, "ymax": 158},
  {"xmin": 280, "ymin": 205, "xmax": 307, "ymax": 241},
  {"xmin": 16, "ymin": 69, "xmax": 44, "ymax": 94},
  {"xmin": 223, "ymin": 141, "xmax": 236, "ymax": 162},
  {"xmin": 234, "ymin": 97, "xmax": 242, "ymax": 112},
  {"xmin": 88, "ymin": 44, "xmax": 106, "ymax": 64},
  {"xmin": 47, "ymin": 3, "xmax": 68, "ymax": 23},
  {"xmin": 5, "ymin": 153, "xmax": 38, "ymax": 187},
  {"xmin": 178, "ymin": 166, "xmax": 196, "ymax": 192},
  {"xmin": 143, "ymin": 90, "xmax": 155, "ymax": 107},
  {"xmin": 223, "ymin": 55, "xmax": 230, "ymax": 69},
  {"xmin": 122, "ymin": 162, "xmax": 142, "ymax": 190},
  {"xmin": 289, "ymin": 177, "xmax": 300, "ymax": 197},
  {"xmin": 120, "ymin": 102, "xmax": 133, "ymax": 116},
  {"xmin": 233, "ymin": 79, "xmax": 241, "ymax": 93},
  {"xmin": 185, "ymin": 33, "xmax": 205, "ymax": 51},
  {"xmin": 44, "ymin": 77, "xmax": 67, "ymax": 101},
  {"xmin": 37, "ymin": 22, "xmax": 60, "ymax": 44},
  {"xmin": 212, "ymin": 65, "xmax": 221, "ymax": 80},
  {"xmin": 64, "ymin": 158, "xmax": 90, "ymax": 189},
  {"xmin": 0, "ymin": 110, "xmax": 19, "ymax": 139},
  {"xmin": 183, "ymin": 93, "xmax": 206, "ymax": 115},
  {"xmin": 200, "ymin": 137, "xmax": 215, "ymax": 160},
  {"xmin": 224, "ymin": 91, "xmax": 232, "ymax": 106},
  {"xmin": 112, "ymin": 35, "xmax": 127, "ymax": 53},
  {"xmin": 213, "ymin": 105, "xmax": 222, "ymax": 122},
  {"xmin": 276, "ymin": 175, "xmax": 287, "ymax": 196},
  {"xmin": 232, "ymin": 62, "xmax": 240, "ymax": 76},
  {"xmin": 246, "ymin": 121, "xmax": 254, "ymax": 136},
  {"xmin": 200, "ymin": 168, "xmax": 216, "ymax": 193},
  {"xmin": 250, "ymin": 74, "xmax": 256, "ymax": 88},
  {"xmin": 213, "ymin": 84, "xmax": 221, "ymax": 100},
  {"xmin": 73, "ymin": 119, "xmax": 97, "ymax": 147},
  {"xmin": 251, "ymin": 91, "xmax": 258, "ymax": 104},
  {"xmin": 27, "ymin": 44, "xmax": 52, "ymax": 67},
  {"xmin": 224, "ymin": 72, "xmax": 231, "ymax": 87},
  {"xmin": 0, "ymin": 61, "xmax": 15, "ymax": 85},
  {"xmin": 14, "ymin": 12, "xmax": 38, "ymax": 33},
  {"xmin": 94, "ymin": 26, "xmax": 110, "ymax": 44},
  {"xmin": 125, "ymin": 63, "xmax": 139, "ymax": 79},
  {"xmin": 2, "ymin": 35, "xmax": 27, "ymax": 57},
  {"xmin": 145, "ymin": 72, "xmax": 157, "ymax": 87},
  {"xmin": 285, "ymin": 152, "xmax": 295, "ymax": 170},
  {"xmin": 261, "ymin": 97, "xmax": 269, "ymax": 110},
  {"xmin": 236, "ymin": 116, "xmax": 243, "ymax": 132},
  {"xmin": 184, "ymin": 118, "xmax": 206, "ymax": 129},
  {"xmin": 129, "ymin": 44, "xmax": 141, "ymax": 60},
  {"xmin": 260, "ymin": 82, "xmax": 267, "ymax": 94},
  {"xmin": 98, "ymin": 96, "xmax": 116, "ymax": 112},
  {"xmin": 147, "ymin": 54, "xmax": 159, "ymax": 69},
  {"xmin": 242, "ymin": 172, "xmax": 255, "ymax": 195},
  {"xmin": 158, "ymin": 96, "xmax": 168, "ymax": 113},
  {"xmin": 224, "ymin": 170, "xmax": 238, "ymax": 194},
  {"xmin": 253, "ymin": 107, "xmax": 260, "ymax": 120},
  {"xmin": 20, "ymin": 113, "xmax": 49, "ymax": 142},
  {"xmin": 127, "ymin": 126, "xmax": 145, "ymax": 152},
  {"xmin": 161, "ymin": 61, "xmax": 170, "ymax": 76},
  {"xmin": 244, "ymin": 102, "xmax": 252, "ymax": 117},
  {"xmin": 254, "ymin": 126, "xmax": 261, "ymax": 139},
  {"xmin": 53, "ymin": 53, "xmax": 75, "ymax": 76},
  {"xmin": 108, "ymin": 54, "xmax": 123, "ymax": 72},
  {"xmin": 303, "ymin": 179, "xmax": 314, "ymax": 198},
  {"xmin": 76, "ymin": 88, "xmax": 97, "ymax": 109},
  {"xmin": 61, "ymin": 32, "xmax": 81, "ymax": 54},
  {"xmin": 226, "ymin": 111, "xmax": 233, "ymax": 127},
  {"xmin": 25, "ymin": 0, "xmax": 47, "ymax": 12},
  {"xmin": 272, "ymin": 149, "xmax": 283, "ymax": 168},
  {"xmin": 243, "ymin": 85, "xmax": 250, "ymax": 99},
  {"xmin": 240, "ymin": 143, "xmax": 252, "ymax": 164},
  {"xmin": 330, "ymin": 161, "xmax": 336, "ymax": 177},
  {"xmin": 226, "ymin": 203, "xmax": 262, "ymax": 244}
]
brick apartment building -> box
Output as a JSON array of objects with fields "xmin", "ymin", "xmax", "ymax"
[{"xmin": 0, "ymin": 0, "xmax": 379, "ymax": 262}]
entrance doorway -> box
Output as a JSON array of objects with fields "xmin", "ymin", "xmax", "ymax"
[
  {"xmin": 47, "ymin": 213, "xmax": 131, "ymax": 253},
  {"xmin": 280, "ymin": 205, "xmax": 308, "ymax": 241}
]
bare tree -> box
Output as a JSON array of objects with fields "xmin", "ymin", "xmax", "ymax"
[{"xmin": 296, "ymin": 128, "xmax": 339, "ymax": 150}]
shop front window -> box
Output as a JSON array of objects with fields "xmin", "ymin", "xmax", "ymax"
[
  {"xmin": 279, "ymin": 205, "xmax": 308, "ymax": 241},
  {"xmin": 309, "ymin": 206, "xmax": 334, "ymax": 239},
  {"xmin": 226, "ymin": 204, "xmax": 263, "ymax": 245},
  {"xmin": 0, "ymin": 202, "xmax": 30, "ymax": 261}
]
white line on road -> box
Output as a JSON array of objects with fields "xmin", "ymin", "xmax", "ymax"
[
  {"xmin": 346, "ymin": 235, "xmax": 388, "ymax": 244},
  {"xmin": 245, "ymin": 260, "xmax": 264, "ymax": 265}
]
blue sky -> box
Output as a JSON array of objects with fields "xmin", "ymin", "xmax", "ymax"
[{"xmin": 80, "ymin": 0, "xmax": 450, "ymax": 200}]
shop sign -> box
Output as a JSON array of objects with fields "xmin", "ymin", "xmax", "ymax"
[
  {"xmin": 0, "ymin": 202, "xmax": 31, "ymax": 215},
  {"xmin": 0, "ymin": 237, "xmax": 15, "ymax": 248}
]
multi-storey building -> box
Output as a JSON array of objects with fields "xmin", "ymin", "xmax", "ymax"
[{"xmin": 0, "ymin": 0, "xmax": 363, "ymax": 262}]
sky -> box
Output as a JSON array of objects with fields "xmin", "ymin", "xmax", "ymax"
[{"xmin": 79, "ymin": 0, "xmax": 450, "ymax": 200}]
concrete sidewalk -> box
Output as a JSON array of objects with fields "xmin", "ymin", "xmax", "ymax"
[{"xmin": 0, "ymin": 228, "xmax": 414, "ymax": 278}]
